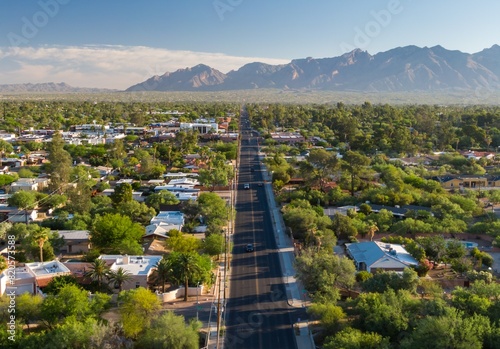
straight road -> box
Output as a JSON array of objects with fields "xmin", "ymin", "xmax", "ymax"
[{"xmin": 225, "ymin": 111, "xmax": 299, "ymax": 348}]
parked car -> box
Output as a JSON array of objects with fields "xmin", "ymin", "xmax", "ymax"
[
  {"xmin": 246, "ymin": 243, "xmax": 254, "ymax": 252},
  {"xmin": 244, "ymin": 183, "xmax": 250, "ymax": 189}
]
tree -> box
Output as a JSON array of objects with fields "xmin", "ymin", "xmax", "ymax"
[
  {"xmin": 203, "ymin": 233, "xmax": 225, "ymax": 258},
  {"xmin": 167, "ymin": 252, "xmax": 209, "ymax": 302},
  {"xmin": 118, "ymin": 287, "xmax": 161, "ymax": 338},
  {"xmin": 152, "ymin": 257, "xmax": 172, "ymax": 293},
  {"xmin": 15, "ymin": 293, "xmax": 43, "ymax": 332},
  {"xmin": 400, "ymin": 308, "xmax": 490, "ymax": 349},
  {"xmin": 44, "ymin": 275, "xmax": 79, "ymax": 295},
  {"xmin": 307, "ymin": 302, "xmax": 345, "ymax": 336},
  {"xmin": 323, "ymin": 327, "xmax": 390, "ymax": 349},
  {"xmin": 90, "ymin": 213, "xmax": 144, "ymax": 254},
  {"xmin": 165, "ymin": 230, "xmax": 202, "ymax": 253},
  {"xmin": 295, "ymin": 249, "xmax": 356, "ymax": 302},
  {"xmin": 46, "ymin": 132, "xmax": 72, "ymax": 192},
  {"xmin": 136, "ymin": 311, "xmax": 201, "ymax": 349},
  {"xmin": 110, "ymin": 182, "xmax": 133, "ymax": 207},
  {"xmin": 40, "ymin": 284, "xmax": 105, "ymax": 328},
  {"xmin": 354, "ymin": 289, "xmax": 417, "ymax": 341},
  {"xmin": 305, "ymin": 148, "xmax": 339, "ymax": 191},
  {"xmin": 417, "ymin": 235, "xmax": 447, "ymax": 265},
  {"xmin": 197, "ymin": 192, "xmax": 229, "ymax": 233},
  {"xmin": 84, "ymin": 258, "xmax": 110, "ymax": 292},
  {"xmin": 34, "ymin": 231, "xmax": 48, "ymax": 263},
  {"xmin": 145, "ymin": 190, "xmax": 180, "ymax": 212},
  {"xmin": 107, "ymin": 267, "xmax": 133, "ymax": 292},
  {"xmin": 341, "ymin": 150, "xmax": 371, "ymax": 196},
  {"xmin": 115, "ymin": 200, "xmax": 156, "ymax": 225},
  {"xmin": 7, "ymin": 190, "xmax": 37, "ymax": 210}
]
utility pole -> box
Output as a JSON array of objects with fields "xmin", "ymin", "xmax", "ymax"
[{"xmin": 216, "ymin": 271, "xmax": 222, "ymax": 348}]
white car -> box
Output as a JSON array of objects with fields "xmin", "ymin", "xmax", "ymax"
[{"xmin": 243, "ymin": 183, "xmax": 250, "ymax": 189}]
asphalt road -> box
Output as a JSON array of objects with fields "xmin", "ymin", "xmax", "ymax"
[{"xmin": 225, "ymin": 113, "xmax": 301, "ymax": 348}]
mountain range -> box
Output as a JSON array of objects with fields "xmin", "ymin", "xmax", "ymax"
[
  {"xmin": 0, "ymin": 82, "xmax": 115, "ymax": 93},
  {"xmin": 126, "ymin": 45, "xmax": 500, "ymax": 92}
]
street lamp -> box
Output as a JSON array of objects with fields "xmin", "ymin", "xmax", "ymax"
[{"xmin": 196, "ymin": 281, "xmax": 200, "ymax": 304}]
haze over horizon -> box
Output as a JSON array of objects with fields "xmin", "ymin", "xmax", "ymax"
[{"xmin": 1, "ymin": 0, "xmax": 499, "ymax": 89}]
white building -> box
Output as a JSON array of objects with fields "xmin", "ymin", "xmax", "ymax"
[
  {"xmin": 150, "ymin": 211, "xmax": 185, "ymax": 226},
  {"xmin": 99, "ymin": 255, "xmax": 162, "ymax": 290}
]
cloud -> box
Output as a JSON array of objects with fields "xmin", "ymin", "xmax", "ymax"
[{"xmin": 0, "ymin": 45, "xmax": 290, "ymax": 90}]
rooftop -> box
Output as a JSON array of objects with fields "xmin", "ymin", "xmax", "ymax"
[{"xmin": 99, "ymin": 255, "xmax": 162, "ymax": 276}]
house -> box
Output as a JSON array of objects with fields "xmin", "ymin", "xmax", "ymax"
[
  {"xmin": 345, "ymin": 241, "xmax": 419, "ymax": 273},
  {"xmin": 0, "ymin": 207, "xmax": 38, "ymax": 223},
  {"xmin": 99, "ymin": 255, "xmax": 162, "ymax": 290},
  {"xmin": 1, "ymin": 158, "xmax": 26, "ymax": 168},
  {"xmin": 142, "ymin": 222, "xmax": 181, "ymax": 241},
  {"xmin": 10, "ymin": 178, "xmax": 39, "ymax": 192},
  {"xmin": 150, "ymin": 211, "xmax": 185, "ymax": 227},
  {"xmin": 488, "ymin": 176, "xmax": 500, "ymax": 188},
  {"xmin": 57, "ymin": 230, "xmax": 91, "ymax": 254},
  {"xmin": 431, "ymin": 176, "xmax": 462, "ymax": 189},
  {"xmin": 0, "ymin": 260, "xmax": 71, "ymax": 296},
  {"xmin": 95, "ymin": 166, "xmax": 113, "ymax": 176}
]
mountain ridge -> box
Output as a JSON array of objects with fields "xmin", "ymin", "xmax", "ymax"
[{"xmin": 126, "ymin": 45, "xmax": 500, "ymax": 92}]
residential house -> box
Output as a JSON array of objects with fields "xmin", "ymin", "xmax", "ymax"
[
  {"xmin": 345, "ymin": 241, "xmax": 419, "ymax": 273},
  {"xmin": 0, "ymin": 260, "xmax": 71, "ymax": 296},
  {"xmin": 431, "ymin": 176, "xmax": 462, "ymax": 189},
  {"xmin": 0, "ymin": 207, "xmax": 38, "ymax": 223},
  {"xmin": 142, "ymin": 222, "xmax": 181, "ymax": 242},
  {"xmin": 99, "ymin": 255, "xmax": 162, "ymax": 290},
  {"xmin": 150, "ymin": 211, "xmax": 185, "ymax": 227},
  {"xmin": 57, "ymin": 230, "xmax": 91, "ymax": 254}
]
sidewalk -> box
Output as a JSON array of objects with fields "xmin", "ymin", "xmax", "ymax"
[
  {"xmin": 261, "ymin": 164, "xmax": 315, "ymax": 349},
  {"xmin": 205, "ymin": 262, "xmax": 226, "ymax": 349}
]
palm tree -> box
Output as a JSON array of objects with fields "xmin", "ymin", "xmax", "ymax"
[
  {"xmin": 35, "ymin": 232, "xmax": 48, "ymax": 263},
  {"xmin": 176, "ymin": 253, "xmax": 202, "ymax": 301},
  {"xmin": 84, "ymin": 258, "xmax": 109, "ymax": 291},
  {"xmin": 152, "ymin": 257, "xmax": 172, "ymax": 293},
  {"xmin": 367, "ymin": 223, "xmax": 379, "ymax": 242},
  {"xmin": 107, "ymin": 267, "xmax": 133, "ymax": 292}
]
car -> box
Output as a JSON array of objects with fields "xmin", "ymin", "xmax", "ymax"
[
  {"xmin": 246, "ymin": 243, "xmax": 254, "ymax": 252},
  {"xmin": 257, "ymin": 182, "xmax": 263, "ymax": 187},
  {"xmin": 243, "ymin": 183, "xmax": 250, "ymax": 189},
  {"xmin": 250, "ymin": 168, "xmax": 255, "ymax": 172}
]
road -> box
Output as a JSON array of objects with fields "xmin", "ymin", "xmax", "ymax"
[{"xmin": 225, "ymin": 111, "xmax": 299, "ymax": 348}]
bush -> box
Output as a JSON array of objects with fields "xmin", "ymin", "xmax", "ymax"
[{"xmin": 356, "ymin": 271, "xmax": 373, "ymax": 283}]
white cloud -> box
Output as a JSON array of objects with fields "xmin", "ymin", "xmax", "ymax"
[{"xmin": 0, "ymin": 45, "xmax": 290, "ymax": 89}]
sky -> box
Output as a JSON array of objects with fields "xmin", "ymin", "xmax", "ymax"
[{"xmin": 0, "ymin": 0, "xmax": 499, "ymax": 89}]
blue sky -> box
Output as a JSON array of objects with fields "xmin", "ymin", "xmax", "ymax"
[{"xmin": 1, "ymin": 0, "xmax": 499, "ymax": 88}]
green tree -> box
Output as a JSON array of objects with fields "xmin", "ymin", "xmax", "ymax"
[
  {"xmin": 341, "ymin": 150, "xmax": 371, "ymax": 196},
  {"xmin": 40, "ymin": 284, "xmax": 105, "ymax": 328},
  {"xmin": 166, "ymin": 230, "xmax": 202, "ymax": 253},
  {"xmin": 90, "ymin": 213, "xmax": 144, "ymax": 254},
  {"xmin": 295, "ymin": 249, "xmax": 356, "ymax": 302},
  {"xmin": 304, "ymin": 148, "xmax": 339, "ymax": 191},
  {"xmin": 110, "ymin": 183, "xmax": 133, "ymax": 207},
  {"xmin": 44, "ymin": 275, "xmax": 79, "ymax": 295},
  {"xmin": 145, "ymin": 190, "xmax": 180, "ymax": 212},
  {"xmin": 46, "ymin": 132, "xmax": 72, "ymax": 192},
  {"xmin": 7, "ymin": 190, "xmax": 37, "ymax": 210},
  {"xmin": 152, "ymin": 257, "xmax": 173, "ymax": 293},
  {"xmin": 118, "ymin": 287, "xmax": 161, "ymax": 338},
  {"xmin": 400, "ymin": 309, "xmax": 490, "ymax": 349},
  {"xmin": 136, "ymin": 311, "xmax": 201, "ymax": 349},
  {"xmin": 84, "ymin": 258, "xmax": 110, "ymax": 292},
  {"xmin": 324, "ymin": 327, "xmax": 390, "ymax": 349},
  {"xmin": 203, "ymin": 233, "xmax": 225, "ymax": 257},
  {"xmin": 107, "ymin": 267, "xmax": 133, "ymax": 292},
  {"xmin": 16, "ymin": 293, "xmax": 43, "ymax": 332},
  {"xmin": 167, "ymin": 252, "xmax": 208, "ymax": 302}
]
